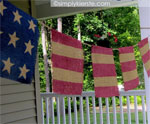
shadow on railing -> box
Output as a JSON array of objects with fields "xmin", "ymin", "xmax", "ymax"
[{"xmin": 41, "ymin": 90, "xmax": 147, "ymax": 124}]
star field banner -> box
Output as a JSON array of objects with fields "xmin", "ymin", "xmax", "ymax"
[
  {"xmin": 119, "ymin": 46, "xmax": 139, "ymax": 91},
  {"xmin": 138, "ymin": 38, "xmax": 150, "ymax": 77},
  {"xmin": 0, "ymin": 0, "xmax": 39, "ymax": 84},
  {"xmin": 92, "ymin": 46, "xmax": 119, "ymax": 97},
  {"xmin": 51, "ymin": 29, "xmax": 84, "ymax": 95}
]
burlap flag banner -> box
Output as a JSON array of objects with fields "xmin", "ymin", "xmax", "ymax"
[
  {"xmin": 138, "ymin": 38, "xmax": 150, "ymax": 77},
  {"xmin": 119, "ymin": 46, "xmax": 139, "ymax": 91},
  {"xmin": 92, "ymin": 46, "xmax": 119, "ymax": 98},
  {"xmin": 51, "ymin": 29, "xmax": 84, "ymax": 95}
]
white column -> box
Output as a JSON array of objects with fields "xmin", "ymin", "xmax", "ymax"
[
  {"xmin": 138, "ymin": 0, "xmax": 150, "ymax": 123},
  {"xmin": 57, "ymin": 17, "xmax": 64, "ymax": 117},
  {"xmin": 41, "ymin": 23, "xmax": 50, "ymax": 92},
  {"xmin": 77, "ymin": 24, "xmax": 81, "ymax": 41},
  {"xmin": 57, "ymin": 18, "xmax": 62, "ymax": 32}
]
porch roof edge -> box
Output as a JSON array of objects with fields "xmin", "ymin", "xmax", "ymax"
[{"xmin": 35, "ymin": 0, "xmax": 138, "ymax": 20}]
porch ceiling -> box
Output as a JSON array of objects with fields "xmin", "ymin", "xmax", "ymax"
[{"xmin": 35, "ymin": 0, "xmax": 138, "ymax": 20}]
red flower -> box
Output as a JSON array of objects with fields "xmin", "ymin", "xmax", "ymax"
[
  {"xmin": 113, "ymin": 35, "xmax": 118, "ymax": 43},
  {"xmin": 114, "ymin": 37, "xmax": 118, "ymax": 43},
  {"xmin": 107, "ymin": 32, "xmax": 111, "ymax": 36},
  {"xmin": 94, "ymin": 34, "xmax": 101, "ymax": 38}
]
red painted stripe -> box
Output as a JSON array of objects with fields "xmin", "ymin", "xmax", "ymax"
[
  {"xmin": 119, "ymin": 46, "xmax": 134, "ymax": 54},
  {"xmin": 93, "ymin": 64, "xmax": 117, "ymax": 77},
  {"xmin": 142, "ymin": 50, "xmax": 150, "ymax": 63},
  {"xmin": 121, "ymin": 60, "xmax": 137, "ymax": 72},
  {"xmin": 52, "ymin": 54, "xmax": 84, "ymax": 73},
  {"xmin": 53, "ymin": 79, "xmax": 83, "ymax": 95},
  {"xmin": 92, "ymin": 45, "xmax": 113, "ymax": 55},
  {"xmin": 95, "ymin": 86, "xmax": 119, "ymax": 97},
  {"xmin": 124, "ymin": 77, "xmax": 139, "ymax": 91},
  {"xmin": 51, "ymin": 29, "xmax": 82, "ymax": 49},
  {"xmin": 138, "ymin": 37, "xmax": 149, "ymax": 48}
]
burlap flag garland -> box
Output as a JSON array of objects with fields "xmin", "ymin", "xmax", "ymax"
[
  {"xmin": 119, "ymin": 46, "xmax": 139, "ymax": 91},
  {"xmin": 50, "ymin": 29, "xmax": 149, "ymax": 96},
  {"xmin": 92, "ymin": 46, "xmax": 119, "ymax": 98},
  {"xmin": 138, "ymin": 38, "xmax": 150, "ymax": 77},
  {"xmin": 51, "ymin": 29, "xmax": 84, "ymax": 95}
]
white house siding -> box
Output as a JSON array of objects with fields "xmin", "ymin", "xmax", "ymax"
[{"xmin": 0, "ymin": 78, "xmax": 37, "ymax": 124}]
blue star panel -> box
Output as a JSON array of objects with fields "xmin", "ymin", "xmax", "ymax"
[{"xmin": 0, "ymin": 0, "xmax": 39, "ymax": 84}]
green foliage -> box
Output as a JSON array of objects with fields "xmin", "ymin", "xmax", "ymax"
[
  {"xmin": 102, "ymin": 7, "xmax": 143, "ymax": 85},
  {"xmin": 38, "ymin": 36, "xmax": 46, "ymax": 92}
]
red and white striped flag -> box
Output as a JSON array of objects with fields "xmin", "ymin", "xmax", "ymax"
[
  {"xmin": 138, "ymin": 38, "xmax": 150, "ymax": 77},
  {"xmin": 119, "ymin": 46, "xmax": 139, "ymax": 91},
  {"xmin": 51, "ymin": 29, "xmax": 84, "ymax": 95},
  {"xmin": 92, "ymin": 45, "xmax": 119, "ymax": 98}
]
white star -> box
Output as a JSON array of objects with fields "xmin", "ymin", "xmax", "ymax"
[
  {"xmin": 0, "ymin": 1, "xmax": 7, "ymax": 16},
  {"xmin": 2, "ymin": 57, "xmax": 14, "ymax": 74},
  {"xmin": 28, "ymin": 20, "xmax": 36, "ymax": 32},
  {"xmin": 8, "ymin": 32, "xmax": 19, "ymax": 48},
  {"xmin": 13, "ymin": 10, "xmax": 22, "ymax": 24},
  {"xmin": 24, "ymin": 40, "xmax": 34, "ymax": 55},
  {"xmin": 19, "ymin": 64, "xmax": 30, "ymax": 79}
]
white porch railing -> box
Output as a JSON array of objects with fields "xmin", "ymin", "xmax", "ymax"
[{"xmin": 41, "ymin": 90, "xmax": 147, "ymax": 124}]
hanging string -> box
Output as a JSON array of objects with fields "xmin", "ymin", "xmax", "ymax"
[
  {"xmin": 40, "ymin": 21, "xmax": 52, "ymax": 31},
  {"xmin": 39, "ymin": 21, "xmax": 149, "ymax": 51}
]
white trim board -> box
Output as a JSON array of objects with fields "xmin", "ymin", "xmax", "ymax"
[{"xmin": 35, "ymin": 0, "xmax": 138, "ymax": 20}]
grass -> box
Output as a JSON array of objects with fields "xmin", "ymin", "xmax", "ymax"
[{"xmin": 45, "ymin": 111, "xmax": 146, "ymax": 124}]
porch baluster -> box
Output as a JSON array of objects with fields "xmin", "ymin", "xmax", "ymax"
[
  {"xmin": 134, "ymin": 96, "xmax": 139, "ymax": 124},
  {"xmin": 86, "ymin": 96, "xmax": 90, "ymax": 124},
  {"xmin": 73, "ymin": 97, "xmax": 78, "ymax": 124},
  {"xmin": 50, "ymin": 97, "xmax": 55, "ymax": 124},
  {"xmin": 119, "ymin": 96, "xmax": 124, "ymax": 124},
  {"xmin": 56, "ymin": 97, "xmax": 60, "ymax": 124},
  {"xmin": 41, "ymin": 98, "xmax": 44, "ymax": 124},
  {"xmin": 127, "ymin": 96, "xmax": 131, "ymax": 124},
  {"xmin": 62, "ymin": 97, "xmax": 66, "ymax": 124},
  {"xmin": 112, "ymin": 97, "xmax": 117, "ymax": 124},
  {"xmin": 46, "ymin": 97, "xmax": 49, "ymax": 124},
  {"xmin": 80, "ymin": 96, "xmax": 84, "ymax": 124},
  {"xmin": 98, "ymin": 98, "xmax": 103, "ymax": 124},
  {"xmin": 141, "ymin": 96, "xmax": 146, "ymax": 124},
  {"xmin": 92, "ymin": 96, "xmax": 97, "ymax": 124},
  {"xmin": 68, "ymin": 97, "xmax": 72, "ymax": 124},
  {"xmin": 105, "ymin": 98, "xmax": 110, "ymax": 124}
]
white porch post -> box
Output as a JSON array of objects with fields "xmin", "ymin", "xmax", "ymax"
[
  {"xmin": 41, "ymin": 22, "xmax": 50, "ymax": 93},
  {"xmin": 57, "ymin": 18, "xmax": 62, "ymax": 32},
  {"xmin": 77, "ymin": 23, "xmax": 81, "ymax": 41},
  {"xmin": 57, "ymin": 17, "xmax": 65, "ymax": 117},
  {"xmin": 138, "ymin": 0, "xmax": 150, "ymax": 123}
]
